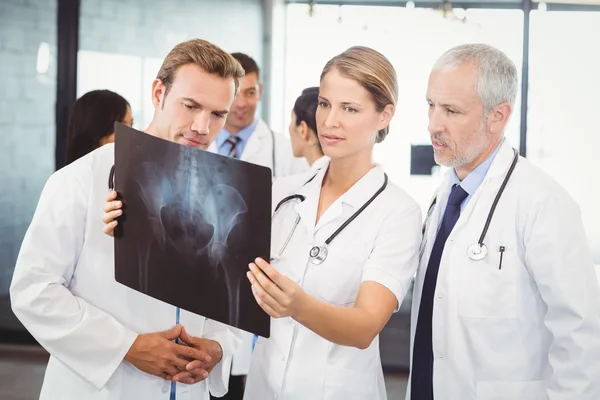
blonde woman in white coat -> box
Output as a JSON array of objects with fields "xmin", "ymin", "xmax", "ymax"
[{"xmin": 242, "ymin": 47, "xmax": 422, "ymax": 400}]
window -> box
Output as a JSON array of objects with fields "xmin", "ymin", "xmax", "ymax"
[
  {"xmin": 528, "ymin": 10, "xmax": 600, "ymax": 263},
  {"xmin": 283, "ymin": 4, "xmax": 523, "ymax": 209}
]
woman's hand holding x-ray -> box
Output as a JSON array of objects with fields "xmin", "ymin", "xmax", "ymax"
[
  {"xmin": 247, "ymin": 258, "xmax": 307, "ymax": 319},
  {"xmin": 102, "ymin": 190, "xmax": 122, "ymax": 236}
]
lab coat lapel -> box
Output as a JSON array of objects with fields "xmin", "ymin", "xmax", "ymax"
[
  {"xmin": 483, "ymin": 139, "xmax": 518, "ymax": 181},
  {"xmin": 418, "ymin": 141, "xmax": 517, "ymax": 291},
  {"xmin": 449, "ymin": 140, "xmax": 517, "ymax": 237},
  {"xmin": 339, "ymin": 166, "xmax": 385, "ymax": 208},
  {"xmin": 417, "ymin": 171, "xmax": 454, "ymax": 291},
  {"xmin": 313, "ymin": 166, "xmax": 385, "ymax": 237},
  {"xmin": 240, "ymin": 119, "xmax": 269, "ymax": 165},
  {"xmin": 293, "ymin": 167, "xmax": 326, "ymax": 237}
]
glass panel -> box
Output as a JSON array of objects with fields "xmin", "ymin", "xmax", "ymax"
[
  {"xmin": 528, "ymin": 10, "xmax": 600, "ymax": 265},
  {"xmin": 77, "ymin": 0, "xmax": 265, "ymax": 131},
  {"xmin": 0, "ymin": 0, "xmax": 57, "ymax": 331}
]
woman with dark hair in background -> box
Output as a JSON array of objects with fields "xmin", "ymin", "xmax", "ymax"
[
  {"xmin": 288, "ymin": 86, "xmax": 329, "ymax": 170},
  {"xmin": 66, "ymin": 89, "xmax": 133, "ymax": 163}
]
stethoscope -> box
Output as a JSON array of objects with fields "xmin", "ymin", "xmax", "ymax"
[
  {"xmin": 272, "ymin": 172, "xmax": 389, "ymax": 265},
  {"xmin": 108, "ymin": 165, "xmax": 115, "ymax": 190},
  {"xmin": 423, "ymin": 147, "xmax": 519, "ymax": 261}
]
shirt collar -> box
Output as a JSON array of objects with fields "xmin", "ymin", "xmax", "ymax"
[
  {"xmin": 216, "ymin": 118, "xmax": 258, "ymax": 148},
  {"xmin": 451, "ymin": 138, "xmax": 505, "ymax": 196}
]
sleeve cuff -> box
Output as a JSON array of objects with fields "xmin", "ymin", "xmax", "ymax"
[
  {"xmin": 205, "ymin": 327, "xmax": 241, "ymax": 397},
  {"xmin": 91, "ymin": 328, "xmax": 138, "ymax": 389},
  {"xmin": 361, "ymin": 268, "xmax": 405, "ymax": 312},
  {"xmin": 206, "ymin": 344, "xmax": 233, "ymax": 398}
]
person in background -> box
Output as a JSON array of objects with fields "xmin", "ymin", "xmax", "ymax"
[
  {"xmin": 66, "ymin": 89, "xmax": 133, "ymax": 164},
  {"xmin": 211, "ymin": 52, "xmax": 309, "ymax": 177},
  {"xmin": 210, "ymin": 52, "xmax": 310, "ymax": 400},
  {"xmin": 288, "ymin": 86, "xmax": 329, "ymax": 170}
]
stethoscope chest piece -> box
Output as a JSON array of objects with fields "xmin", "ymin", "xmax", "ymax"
[
  {"xmin": 467, "ymin": 242, "xmax": 488, "ymax": 261},
  {"xmin": 309, "ymin": 245, "xmax": 328, "ymax": 265}
]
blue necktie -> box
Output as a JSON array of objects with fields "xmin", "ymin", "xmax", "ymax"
[{"xmin": 411, "ymin": 184, "xmax": 468, "ymax": 400}]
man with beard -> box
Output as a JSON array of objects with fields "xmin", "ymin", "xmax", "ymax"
[{"xmin": 407, "ymin": 43, "xmax": 600, "ymax": 400}]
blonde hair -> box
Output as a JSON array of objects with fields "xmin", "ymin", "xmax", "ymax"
[
  {"xmin": 320, "ymin": 46, "xmax": 398, "ymax": 143},
  {"xmin": 156, "ymin": 39, "xmax": 245, "ymax": 101}
]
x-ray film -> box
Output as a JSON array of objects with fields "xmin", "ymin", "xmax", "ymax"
[{"xmin": 113, "ymin": 123, "xmax": 272, "ymax": 338}]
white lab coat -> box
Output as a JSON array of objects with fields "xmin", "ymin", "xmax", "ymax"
[
  {"xmin": 10, "ymin": 143, "xmax": 242, "ymax": 400},
  {"xmin": 208, "ymin": 119, "xmax": 309, "ymax": 179},
  {"xmin": 406, "ymin": 140, "xmax": 600, "ymax": 400},
  {"xmin": 244, "ymin": 162, "xmax": 422, "ymax": 400}
]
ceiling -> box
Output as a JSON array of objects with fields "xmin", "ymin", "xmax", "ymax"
[{"xmin": 287, "ymin": 0, "xmax": 600, "ymax": 6}]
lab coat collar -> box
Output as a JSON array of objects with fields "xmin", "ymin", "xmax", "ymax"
[
  {"xmin": 240, "ymin": 119, "xmax": 270, "ymax": 162},
  {"xmin": 310, "ymin": 155, "xmax": 330, "ymax": 171},
  {"xmin": 293, "ymin": 163, "xmax": 387, "ymax": 234},
  {"xmin": 484, "ymin": 138, "xmax": 518, "ymax": 181},
  {"xmin": 296, "ymin": 161, "xmax": 387, "ymax": 209},
  {"xmin": 294, "ymin": 166, "xmax": 326, "ymax": 235},
  {"xmin": 431, "ymin": 139, "xmax": 516, "ymax": 234},
  {"xmin": 337, "ymin": 165, "xmax": 387, "ymax": 209}
]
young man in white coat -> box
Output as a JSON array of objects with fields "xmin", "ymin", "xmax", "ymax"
[
  {"xmin": 408, "ymin": 43, "xmax": 600, "ymax": 400},
  {"xmin": 10, "ymin": 39, "xmax": 245, "ymax": 400},
  {"xmin": 209, "ymin": 52, "xmax": 309, "ymax": 399},
  {"xmin": 210, "ymin": 52, "xmax": 309, "ymax": 178}
]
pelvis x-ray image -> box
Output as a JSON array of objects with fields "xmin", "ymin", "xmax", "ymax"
[{"xmin": 113, "ymin": 123, "xmax": 272, "ymax": 338}]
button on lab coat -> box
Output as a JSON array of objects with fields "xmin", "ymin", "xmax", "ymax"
[
  {"xmin": 243, "ymin": 163, "xmax": 422, "ymax": 400},
  {"xmin": 406, "ymin": 141, "xmax": 600, "ymax": 400},
  {"xmin": 10, "ymin": 143, "xmax": 242, "ymax": 400}
]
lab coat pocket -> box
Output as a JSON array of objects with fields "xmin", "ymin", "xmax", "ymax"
[
  {"xmin": 324, "ymin": 366, "xmax": 376, "ymax": 400},
  {"xmin": 476, "ymin": 380, "xmax": 546, "ymax": 400},
  {"xmin": 458, "ymin": 245, "xmax": 518, "ymax": 319}
]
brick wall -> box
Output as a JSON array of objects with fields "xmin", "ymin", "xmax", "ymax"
[{"xmin": 0, "ymin": 0, "xmax": 264, "ymax": 297}]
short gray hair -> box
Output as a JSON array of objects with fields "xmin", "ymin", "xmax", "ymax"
[{"xmin": 432, "ymin": 43, "xmax": 519, "ymax": 113}]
